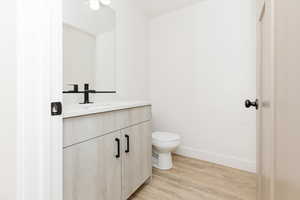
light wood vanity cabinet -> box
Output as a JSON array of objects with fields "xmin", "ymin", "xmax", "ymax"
[
  {"xmin": 63, "ymin": 106, "xmax": 152, "ymax": 200},
  {"xmin": 64, "ymin": 131, "xmax": 122, "ymax": 200},
  {"xmin": 122, "ymin": 122, "xmax": 152, "ymax": 199}
]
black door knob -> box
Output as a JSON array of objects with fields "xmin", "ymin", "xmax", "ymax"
[{"xmin": 245, "ymin": 99, "xmax": 259, "ymax": 110}]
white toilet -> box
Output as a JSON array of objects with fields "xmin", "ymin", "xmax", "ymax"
[{"xmin": 152, "ymin": 132, "xmax": 181, "ymax": 170}]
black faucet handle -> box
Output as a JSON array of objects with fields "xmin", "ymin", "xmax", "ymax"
[
  {"xmin": 68, "ymin": 84, "xmax": 79, "ymax": 92},
  {"xmin": 84, "ymin": 83, "xmax": 90, "ymax": 91}
]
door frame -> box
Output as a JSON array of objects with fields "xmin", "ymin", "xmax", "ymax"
[{"xmin": 16, "ymin": 0, "xmax": 63, "ymax": 200}]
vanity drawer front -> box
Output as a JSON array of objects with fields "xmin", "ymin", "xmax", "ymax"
[
  {"xmin": 64, "ymin": 111, "xmax": 116, "ymax": 147},
  {"xmin": 116, "ymin": 106, "xmax": 152, "ymax": 128},
  {"xmin": 64, "ymin": 106, "xmax": 152, "ymax": 147}
]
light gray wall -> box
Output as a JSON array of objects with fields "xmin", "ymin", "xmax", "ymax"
[{"xmin": 0, "ymin": 0, "xmax": 17, "ymax": 199}]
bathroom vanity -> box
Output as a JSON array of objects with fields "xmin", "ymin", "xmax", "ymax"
[
  {"xmin": 63, "ymin": 102, "xmax": 152, "ymax": 200},
  {"xmin": 62, "ymin": 2, "xmax": 152, "ymax": 200}
]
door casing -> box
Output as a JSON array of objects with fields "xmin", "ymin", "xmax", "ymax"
[{"xmin": 16, "ymin": 0, "xmax": 63, "ymax": 200}]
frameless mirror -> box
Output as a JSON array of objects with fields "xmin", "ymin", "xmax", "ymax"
[{"xmin": 63, "ymin": 0, "xmax": 116, "ymax": 92}]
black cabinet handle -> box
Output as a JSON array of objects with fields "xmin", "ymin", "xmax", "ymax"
[
  {"xmin": 115, "ymin": 138, "xmax": 120, "ymax": 158},
  {"xmin": 125, "ymin": 135, "xmax": 130, "ymax": 153}
]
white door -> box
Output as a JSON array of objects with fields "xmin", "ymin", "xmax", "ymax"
[
  {"xmin": 246, "ymin": 1, "xmax": 274, "ymax": 199},
  {"xmin": 256, "ymin": 1, "xmax": 274, "ymax": 199},
  {"xmin": 255, "ymin": 0, "xmax": 300, "ymax": 199}
]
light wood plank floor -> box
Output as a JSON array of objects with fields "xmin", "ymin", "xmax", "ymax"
[{"xmin": 129, "ymin": 155, "xmax": 257, "ymax": 200}]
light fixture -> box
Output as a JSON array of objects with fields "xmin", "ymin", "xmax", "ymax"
[
  {"xmin": 99, "ymin": 0, "xmax": 111, "ymax": 6},
  {"xmin": 89, "ymin": 0, "xmax": 100, "ymax": 10},
  {"xmin": 88, "ymin": 0, "xmax": 111, "ymax": 11}
]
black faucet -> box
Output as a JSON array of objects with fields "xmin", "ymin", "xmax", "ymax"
[
  {"xmin": 63, "ymin": 83, "xmax": 116, "ymax": 104},
  {"xmin": 81, "ymin": 83, "xmax": 95, "ymax": 104}
]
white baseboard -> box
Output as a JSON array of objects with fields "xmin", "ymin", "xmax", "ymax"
[{"xmin": 175, "ymin": 146, "xmax": 256, "ymax": 173}]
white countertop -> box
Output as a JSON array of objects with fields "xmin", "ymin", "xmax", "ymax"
[{"xmin": 63, "ymin": 101, "xmax": 151, "ymax": 119}]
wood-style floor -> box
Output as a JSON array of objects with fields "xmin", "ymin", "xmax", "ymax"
[{"xmin": 129, "ymin": 155, "xmax": 257, "ymax": 200}]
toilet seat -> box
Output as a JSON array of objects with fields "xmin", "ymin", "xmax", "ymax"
[{"xmin": 152, "ymin": 132, "xmax": 180, "ymax": 144}]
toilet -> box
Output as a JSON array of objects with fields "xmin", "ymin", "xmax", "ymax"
[{"xmin": 152, "ymin": 132, "xmax": 181, "ymax": 170}]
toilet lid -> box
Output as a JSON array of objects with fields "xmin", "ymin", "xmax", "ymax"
[{"xmin": 152, "ymin": 132, "xmax": 180, "ymax": 142}]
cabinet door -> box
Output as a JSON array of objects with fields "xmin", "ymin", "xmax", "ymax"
[
  {"xmin": 64, "ymin": 131, "xmax": 122, "ymax": 200},
  {"xmin": 122, "ymin": 122, "xmax": 152, "ymax": 199}
]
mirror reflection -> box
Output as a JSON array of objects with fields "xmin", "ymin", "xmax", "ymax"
[{"xmin": 63, "ymin": 0, "xmax": 116, "ymax": 94}]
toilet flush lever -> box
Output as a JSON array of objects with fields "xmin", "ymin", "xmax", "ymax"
[{"xmin": 51, "ymin": 102, "xmax": 62, "ymax": 116}]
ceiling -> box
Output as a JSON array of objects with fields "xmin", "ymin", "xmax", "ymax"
[{"xmin": 137, "ymin": 0, "xmax": 202, "ymax": 17}]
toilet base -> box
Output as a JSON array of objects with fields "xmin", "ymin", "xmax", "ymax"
[{"xmin": 152, "ymin": 152, "xmax": 173, "ymax": 170}]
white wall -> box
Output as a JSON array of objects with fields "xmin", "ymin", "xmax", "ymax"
[
  {"xmin": 0, "ymin": 0, "xmax": 17, "ymax": 199},
  {"xmin": 150, "ymin": 0, "xmax": 256, "ymax": 172}
]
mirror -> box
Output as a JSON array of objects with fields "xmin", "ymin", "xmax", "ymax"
[{"xmin": 63, "ymin": 0, "xmax": 116, "ymax": 92}]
